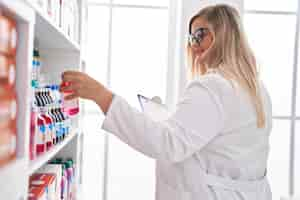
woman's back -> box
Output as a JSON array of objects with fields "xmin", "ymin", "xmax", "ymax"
[
  {"xmin": 193, "ymin": 73, "xmax": 272, "ymax": 181},
  {"xmin": 160, "ymin": 73, "xmax": 273, "ymax": 200}
]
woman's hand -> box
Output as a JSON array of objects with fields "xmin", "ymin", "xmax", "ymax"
[{"xmin": 60, "ymin": 70, "xmax": 113, "ymax": 114}]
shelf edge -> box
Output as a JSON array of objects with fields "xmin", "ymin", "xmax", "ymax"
[
  {"xmin": 25, "ymin": 0, "xmax": 80, "ymax": 51},
  {"xmin": 28, "ymin": 130, "xmax": 78, "ymax": 175}
]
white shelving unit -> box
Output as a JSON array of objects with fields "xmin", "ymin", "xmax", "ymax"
[
  {"xmin": 28, "ymin": 130, "xmax": 79, "ymax": 175},
  {"xmin": 0, "ymin": 0, "xmax": 87, "ymax": 199},
  {"xmin": 29, "ymin": 1, "xmax": 81, "ymax": 51}
]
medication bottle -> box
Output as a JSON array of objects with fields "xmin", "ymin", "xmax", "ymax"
[
  {"xmin": 36, "ymin": 113, "xmax": 46, "ymax": 155},
  {"xmin": 61, "ymin": 165, "xmax": 68, "ymax": 200},
  {"xmin": 30, "ymin": 108, "xmax": 37, "ymax": 160},
  {"xmin": 60, "ymin": 81, "xmax": 79, "ymax": 116},
  {"xmin": 65, "ymin": 160, "xmax": 74, "ymax": 200},
  {"xmin": 67, "ymin": 158, "xmax": 76, "ymax": 199},
  {"xmin": 32, "ymin": 49, "xmax": 41, "ymax": 89},
  {"xmin": 41, "ymin": 111, "xmax": 54, "ymax": 151}
]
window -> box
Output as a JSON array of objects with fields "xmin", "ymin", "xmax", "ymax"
[
  {"xmin": 89, "ymin": 0, "xmax": 168, "ymax": 7},
  {"xmin": 81, "ymin": 6, "xmax": 110, "ymax": 200},
  {"xmin": 244, "ymin": 14, "xmax": 296, "ymax": 116},
  {"xmin": 85, "ymin": 1, "xmax": 169, "ymax": 200},
  {"xmin": 113, "ymin": 0, "xmax": 168, "ymax": 7},
  {"xmin": 244, "ymin": 0, "xmax": 298, "ymax": 12},
  {"xmin": 85, "ymin": 6, "xmax": 110, "ymax": 115},
  {"xmin": 88, "ymin": 0, "xmax": 109, "ymax": 3},
  {"xmin": 110, "ymin": 7, "xmax": 168, "ymax": 105},
  {"xmin": 244, "ymin": 1, "xmax": 299, "ymax": 198},
  {"xmin": 294, "ymin": 121, "xmax": 300, "ymax": 197},
  {"xmin": 267, "ymin": 120, "xmax": 290, "ymax": 198},
  {"xmin": 108, "ymin": 6, "xmax": 168, "ymax": 200},
  {"xmin": 82, "ymin": 115, "xmax": 106, "ymax": 200}
]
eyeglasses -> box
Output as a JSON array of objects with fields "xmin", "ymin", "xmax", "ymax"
[{"xmin": 188, "ymin": 27, "xmax": 209, "ymax": 46}]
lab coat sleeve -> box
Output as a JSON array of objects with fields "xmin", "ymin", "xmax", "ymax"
[{"xmin": 101, "ymin": 81, "xmax": 225, "ymax": 163}]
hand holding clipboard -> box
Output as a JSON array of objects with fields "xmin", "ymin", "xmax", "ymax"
[{"xmin": 137, "ymin": 94, "xmax": 171, "ymax": 122}]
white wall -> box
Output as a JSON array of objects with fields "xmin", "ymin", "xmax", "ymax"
[{"xmin": 166, "ymin": 0, "xmax": 243, "ymax": 107}]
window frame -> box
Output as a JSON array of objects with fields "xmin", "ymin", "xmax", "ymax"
[
  {"xmin": 86, "ymin": 1, "xmax": 171, "ymax": 200},
  {"xmin": 245, "ymin": 4, "xmax": 300, "ymax": 197}
]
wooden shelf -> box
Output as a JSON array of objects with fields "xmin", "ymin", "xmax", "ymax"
[
  {"xmin": 26, "ymin": 1, "xmax": 80, "ymax": 51},
  {"xmin": 29, "ymin": 130, "xmax": 78, "ymax": 175}
]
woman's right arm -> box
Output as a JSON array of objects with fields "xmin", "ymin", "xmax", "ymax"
[
  {"xmin": 101, "ymin": 81, "xmax": 225, "ymax": 163},
  {"xmin": 60, "ymin": 71, "xmax": 225, "ymax": 163}
]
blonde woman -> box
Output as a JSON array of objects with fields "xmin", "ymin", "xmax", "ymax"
[{"xmin": 61, "ymin": 4, "xmax": 272, "ymax": 200}]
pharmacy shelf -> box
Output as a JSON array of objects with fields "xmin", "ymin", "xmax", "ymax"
[
  {"xmin": 0, "ymin": 0, "xmax": 86, "ymax": 198},
  {"xmin": 28, "ymin": 130, "xmax": 79, "ymax": 175},
  {"xmin": 25, "ymin": 1, "xmax": 80, "ymax": 51}
]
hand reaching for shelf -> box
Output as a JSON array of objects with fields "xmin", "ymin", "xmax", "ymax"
[{"xmin": 60, "ymin": 71, "xmax": 113, "ymax": 115}]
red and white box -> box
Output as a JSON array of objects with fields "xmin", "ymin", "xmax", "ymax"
[
  {"xmin": 28, "ymin": 186, "xmax": 47, "ymax": 200},
  {"xmin": 30, "ymin": 173, "xmax": 56, "ymax": 200},
  {"xmin": 37, "ymin": 164, "xmax": 62, "ymax": 200}
]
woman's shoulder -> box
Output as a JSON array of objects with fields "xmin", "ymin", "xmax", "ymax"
[
  {"xmin": 185, "ymin": 73, "xmax": 240, "ymax": 116},
  {"xmin": 186, "ymin": 73, "xmax": 234, "ymax": 95}
]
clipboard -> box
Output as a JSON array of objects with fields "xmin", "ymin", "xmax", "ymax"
[{"xmin": 137, "ymin": 94, "xmax": 170, "ymax": 121}]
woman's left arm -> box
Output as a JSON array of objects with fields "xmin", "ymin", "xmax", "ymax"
[{"xmin": 61, "ymin": 71, "xmax": 225, "ymax": 163}]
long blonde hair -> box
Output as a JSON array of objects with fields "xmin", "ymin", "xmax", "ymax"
[{"xmin": 187, "ymin": 4, "xmax": 266, "ymax": 128}]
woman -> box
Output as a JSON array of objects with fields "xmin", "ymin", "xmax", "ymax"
[{"xmin": 61, "ymin": 4, "xmax": 272, "ymax": 200}]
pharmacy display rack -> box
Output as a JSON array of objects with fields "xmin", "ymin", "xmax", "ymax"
[{"xmin": 0, "ymin": 0, "xmax": 87, "ymax": 199}]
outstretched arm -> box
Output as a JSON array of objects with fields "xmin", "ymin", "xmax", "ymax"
[{"xmin": 60, "ymin": 71, "xmax": 225, "ymax": 162}]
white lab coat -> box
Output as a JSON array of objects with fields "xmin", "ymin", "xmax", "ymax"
[{"xmin": 101, "ymin": 73, "xmax": 272, "ymax": 200}]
